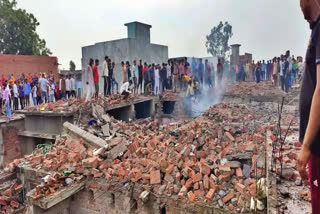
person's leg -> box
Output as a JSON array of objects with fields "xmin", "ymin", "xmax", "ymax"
[
  {"xmin": 19, "ymin": 98, "xmax": 24, "ymax": 109},
  {"xmin": 6, "ymin": 102, "xmax": 11, "ymax": 120},
  {"xmin": 309, "ymin": 154, "xmax": 320, "ymax": 214},
  {"xmin": 104, "ymin": 77, "xmax": 107, "ymax": 96}
]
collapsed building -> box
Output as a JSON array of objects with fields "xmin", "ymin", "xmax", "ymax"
[{"xmin": 0, "ymin": 81, "xmax": 307, "ymax": 214}]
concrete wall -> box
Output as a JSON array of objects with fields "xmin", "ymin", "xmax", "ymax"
[
  {"xmin": 0, "ymin": 119, "xmax": 25, "ymax": 168},
  {"xmin": 23, "ymin": 114, "xmax": 74, "ymax": 136},
  {"xmin": 82, "ymin": 38, "xmax": 168, "ymax": 94},
  {"xmin": 0, "ymin": 54, "xmax": 59, "ymax": 81}
]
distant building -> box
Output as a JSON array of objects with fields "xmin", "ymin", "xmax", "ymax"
[
  {"xmin": 82, "ymin": 22, "xmax": 168, "ymax": 92},
  {"xmin": 0, "ymin": 54, "xmax": 59, "ymax": 81},
  {"xmin": 230, "ymin": 44, "xmax": 252, "ymax": 65}
]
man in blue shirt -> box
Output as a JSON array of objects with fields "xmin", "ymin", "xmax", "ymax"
[
  {"xmin": 24, "ymin": 79, "xmax": 31, "ymax": 107},
  {"xmin": 39, "ymin": 74, "xmax": 49, "ymax": 104}
]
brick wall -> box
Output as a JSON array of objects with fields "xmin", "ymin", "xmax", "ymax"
[
  {"xmin": 2, "ymin": 126, "xmax": 22, "ymax": 166},
  {"xmin": 0, "ymin": 54, "xmax": 58, "ymax": 81}
]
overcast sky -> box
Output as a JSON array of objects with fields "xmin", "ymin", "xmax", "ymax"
[{"xmin": 17, "ymin": 0, "xmax": 310, "ymax": 69}]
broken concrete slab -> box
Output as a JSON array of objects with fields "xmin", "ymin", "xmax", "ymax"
[
  {"xmin": 27, "ymin": 181, "xmax": 85, "ymax": 210},
  {"xmin": 106, "ymin": 141, "xmax": 128, "ymax": 160},
  {"xmin": 102, "ymin": 124, "xmax": 110, "ymax": 137},
  {"xmin": 63, "ymin": 122, "xmax": 106, "ymax": 148}
]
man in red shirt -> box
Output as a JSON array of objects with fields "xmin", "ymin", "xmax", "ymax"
[
  {"xmin": 0, "ymin": 74, "xmax": 5, "ymax": 86},
  {"xmin": 92, "ymin": 59, "xmax": 99, "ymax": 98}
]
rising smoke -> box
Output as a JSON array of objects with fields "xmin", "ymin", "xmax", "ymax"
[{"xmin": 189, "ymin": 78, "xmax": 229, "ymax": 118}]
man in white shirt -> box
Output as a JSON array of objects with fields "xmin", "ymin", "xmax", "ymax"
[
  {"xmin": 71, "ymin": 75, "xmax": 76, "ymax": 97},
  {"xmin": 102, "ymin": 56, "xmax": 109, "ymax": 97},
  {"xmin": 65, "ymin": 75, "xmax": 71, "ymax": 99},
  {"xmin": 120, "ymin": 80, "xmax": 133, "ymax": 99}
]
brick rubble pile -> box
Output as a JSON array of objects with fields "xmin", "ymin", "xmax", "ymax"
[
  {"xmin": 225, "ymin": 82, "xmax": 285, "ymax": 98},
  {"xmin": 6, "ymin": 103, "xmax": 271, "ymax": 212}
]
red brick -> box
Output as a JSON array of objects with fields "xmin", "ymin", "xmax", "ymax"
[
  {"xmin": 225, "ymin": 132, "xmax": 235, "ymax": 142},
  {"xmin": 10, "ymin": 200, "xmax": 19, "ymax": 208},
  {"xmin": 236, "ymin": 168, "xmax": 243, "ymax": 178},
  {"xmin": 205, "ymin": 188, "xmax": 216, "ymax": 200},
  {"xmin": 194, "ymin": 189, "xmax": 205, "ymax": 197},
  {"xmin": 218, "ymin": 173, "xmax": 231, "ymax": 183},
  {"xmin": 192, "ymin": 173, "xmax": 202, "ymax": 183},
  {"xmin": 200, "ymin": 162, "xmax": 211, "ymax": 175},
  {"xmin": 235, "ymin": 183, "xmax": 246, "ymax": 194},
  {"xmin": 93, "ymin": 173, "xmax": 102, "ymax": 178},
  {"xmin": 187, "ymin": 191, "xmax": 196, "ymax": 202},
  {"xmin": 82, "ymin": 157, "xmax": 99, "ymax": 169},
  {"xmin": 165, "ymin": 165, "xmax": 175, "ymax": 174},
  {"xmin": 185, "ymin": 178, "xmax": 193, "ymax": 188},
  {"xmin": 223, "ymin": 192, "xmax": 234, "ymax": 203},
  {"xmin": 150, "ymin": 170, "xmax": 161, "ymax": 184},
  {"xmin": 203, "ymin": 175, "xmax": 209, "ymax": 190},
  {"xmin": 31, "ymin": 155, "xmax": 42, "ymax": 166}
]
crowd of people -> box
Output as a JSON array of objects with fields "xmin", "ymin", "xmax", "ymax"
[
  {"xmin": 83, "ymin": 56, "xmax": 224, "ymax": 101},
  {"xmin": 233, "ymin": 50, "xmax": 303, "ymax": 93},
  {"xmin": 0, "ymin": 72, "xmax": 77, "ymax": 121}
]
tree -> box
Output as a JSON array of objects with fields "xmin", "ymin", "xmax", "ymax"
[
  {"xmin": 0, "ymin": 0, "xmax": 52, "ymax": 55},
  {"xmin": 206, "ymin": 21, "xmax": 233, "ymax": 62},
  {"xmin": 69, "ymin": 60, "xmax": 76, "ymax": 71}
]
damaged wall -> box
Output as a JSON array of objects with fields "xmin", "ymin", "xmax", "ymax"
[{"xmin": 0, "ymin": 119, "xmax": 25, "ymax": 168}]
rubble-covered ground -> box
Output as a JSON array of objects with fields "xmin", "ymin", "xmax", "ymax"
[
  {"xmin": 225, "ymin": 82, "xmax": 286, "ymax": 98},
  {"xmin": 0, "ymin": 81, "xmax": 310, "ymax": 213}
]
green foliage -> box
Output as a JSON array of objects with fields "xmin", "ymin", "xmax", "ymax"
[
  {"xmin": 69, "ymin": 60, "xmax": 76, "ymax": 71},
  {"xmin": 0, "ymin": 0, "xmax": 51, "ymax": 55},
  {"xmin": 206, "ymin": 21, "xmax": 233, "ymax": 61}
]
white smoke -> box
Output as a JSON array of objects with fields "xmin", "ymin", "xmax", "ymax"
[{"xmin": 190, "ymin": 77, "xmax": 229, "ymax": 117}]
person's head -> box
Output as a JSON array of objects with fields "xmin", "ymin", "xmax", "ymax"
[
  {"xmin": 133, "ymin": 60, "xmax": 136, "ymax": 65},
  {"xmin": 126, "ymin": 61, "xmax": 130, "ymax": 66},
  {"xmin": 129, "ymin": 80, "xmax": 133, "ymax": 85},
  {"xmin": 144, "ymin": 62, "xmax": 147, "ymax": 67},
  {"xmin": 105, "ymin": 56, "xmax": 109, "ymax": 61},
  {"xmin": 89, "ymin": 58, "xmax": 94, "ymax": 67},
  {"xmin": 112, "ymin": 62, "xmax": 115, "ymax": 66},
  {"xmin": 121, "ymin": 61, "xmax": 124, "ymax": 66},
  {"xmin": 139, "ymin": 59, "xmax": 142, "ymax": 65},
  {"xmin": 286, "ymin": 50, "xmax": 290, "ymax": 57},
  {"xmin": 152, "ymin": 63, "xmax": 155, "ymax": 68},
  {"xmin": 42, "ymin": 74, "xmax": 45, "ymax": 78},
  {"xmin": 300, "ymin": 0, "xmax": 320, "ymax": 22},
  {"xmin": 205, "ymin": 59, "xmax": 208, "ymax": 64},
  {"xmin": 95, "ymin": 59, "xmax": 99, "ymax": 65}
]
